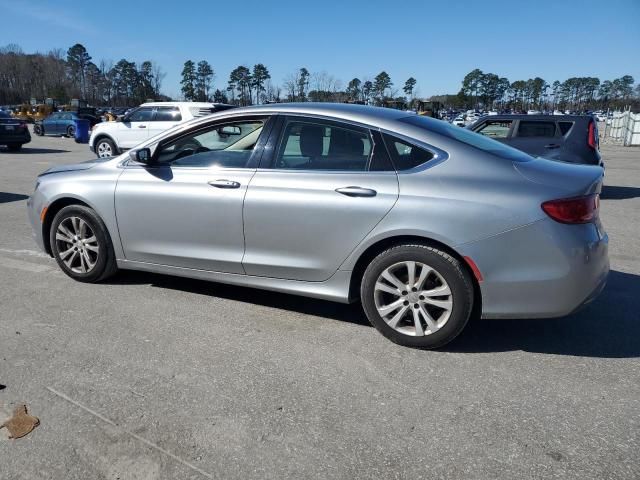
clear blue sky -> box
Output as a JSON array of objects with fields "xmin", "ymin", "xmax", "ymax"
[{"xmin": 1, "ymin": 0, "xmax": 638, "ymax": 99}]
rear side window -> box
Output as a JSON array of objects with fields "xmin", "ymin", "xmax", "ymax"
[
  {"xmin": 383, "ymin": 133, "xmax": 434, "ymax": 170},
  {"xmin": 475, "ymin": 120, "xmax": 512, "ymax": 139},
  {"xmin": 517, "ymin": 121, "xmax": 556, "ymax": 137},
  {"xmin": 558, "ymin": 121, "xmax": 574, "ymax": 135},
  {"xmin": 154, "ymin": 107, "xmax": 182, "ymax": 122},
  {"xmin": 275, "ymin": 120, "xmax": 372, "ymax": 171}
]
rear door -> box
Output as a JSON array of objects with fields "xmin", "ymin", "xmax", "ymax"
[
  {"xmin": 242, "ymin": 115, "xmax": 399, "ymax": 281},
  {"xmin": 509, "ymin": 119, "xmax": 565, "ymax": 159},
  {"xmin": 43, "ymin": 113, "xmax": 59, "ymax": 135}
]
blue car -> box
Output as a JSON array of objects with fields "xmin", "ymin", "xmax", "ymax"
[{"xmin": 34, "ymin": 112, "xmax": 81, "ymax": 137}]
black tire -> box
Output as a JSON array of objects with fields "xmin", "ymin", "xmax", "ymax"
[
  {"xmin": 66, "ymin": 125, "xmax": 76, "ymax": 138},
  {"xmin": 7, "ymin": 143, "xmax": 22, "ymax": 152},
  {"xmin": 50, "ymin": 205, "xmax": 118, "ymax": 283},
  {"xmin": 361, "ymin": 244, "xmax": 474, "ymax": 349},
  {"xmin": 95, "ymin": 137, "xmax": 117, "ymax": 158},
  {"xmin": 34, "ymin": 124, "xmax": 43, "ymax": 136}
]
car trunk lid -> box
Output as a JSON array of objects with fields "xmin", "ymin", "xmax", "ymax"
[{"xmin": 514, "ymin": 156, "xmax": 604, "ymax": 197}]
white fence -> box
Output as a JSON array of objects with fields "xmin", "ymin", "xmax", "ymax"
[{"xmin": 604, "ymin": 111, "xmax": 640, "ymax": 146}]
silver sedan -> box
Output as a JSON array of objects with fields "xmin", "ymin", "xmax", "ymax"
[{"xmin": 27, "ymin": 103, "xmax": 609, "ymax": 348}]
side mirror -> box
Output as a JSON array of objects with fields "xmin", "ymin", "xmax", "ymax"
[
  {"xmin": 130, "ymin": 148, "xmax": 152, "ymax": 164},
  {"xmin": 218, "ymin": 125, "xmax": 241, "ymax": 136}
]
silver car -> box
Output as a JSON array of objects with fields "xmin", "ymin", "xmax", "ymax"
[{"xmin": 27, "ymin": 104, "xmax": 609, "ymax": 348}]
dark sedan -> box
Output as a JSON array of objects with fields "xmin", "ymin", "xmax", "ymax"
[
  {"xmin": 34, "ymin": 112, "xmax": 85, "ymax": 137},
  {"xmin": 468, "ymin": 114, "xmax": 602, "ymax": 166},
  {"xmin": 0, "ymin": 111, "xmax": 31, "ymax": 151}
]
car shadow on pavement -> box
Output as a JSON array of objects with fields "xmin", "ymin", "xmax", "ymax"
[
  {"xmin": 108, "ymin": 270, "xmax": 371, "ymax": 327},
  {"xmin": 600, "ymin": 185, "xmax": 640, "ymax": 200},
  {"xmin": 109, "ymin": 269, "xmax": 638, "ymax": 357},
  {"xmin": 0, "ymin": 192, "xmax": 29, "ymax": 204},
  {"xmin": 0, "ymin": 147, "xmax": 70, "ymax": 154},
  {"xmin": 448, "ymin": 270, "xmax": 639, "ymax": 358}
]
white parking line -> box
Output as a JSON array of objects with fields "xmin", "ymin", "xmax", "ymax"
[
  {"xmin": 46, "ymin": 387, "xmax": 214, "ymax": 480},
  {"xmin": 0, "ymin": 248, "xmax": 50, "ymax": 258}
]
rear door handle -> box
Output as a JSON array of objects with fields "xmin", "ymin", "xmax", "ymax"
[
  {"xmin": 544, "ymin": 144, "xmax": 560, "ymax": 149},
  {"xmin": 208, "ymin": 179, "xmax": 241, "ymax": 189},
  {"xmin": 335, "ymin": 186, "xmax": 377, "ymax": 197},
  {"xmin": 138, "ymin": 125, "xmax": 147, "ymax": 128}
]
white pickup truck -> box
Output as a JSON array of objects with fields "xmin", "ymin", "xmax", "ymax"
[{"xmin": 89, "ymin": 102, "xmax": 235, "ymax": 158}]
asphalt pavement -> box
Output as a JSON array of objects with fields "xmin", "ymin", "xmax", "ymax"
[{"xmin": 0, "ymin": 129, "xmax": 638, "ymax": 479}]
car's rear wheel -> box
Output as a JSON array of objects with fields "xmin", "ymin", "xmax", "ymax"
[
  {"xmin": 361, "ymin": 244, "xmax": 474, "ymax": 349},
  {"xmin": 7, "ymin": 143, "xmax": 22, "ymax": 152},
  {"xmin": 34, "ymin": 124, "xmax": 43, "ymax": 136},
  {"xmin": 95, "ymin": 138, "xmax": 116, "ymax": 158},
  {"xmin": 50, "ymin": 205, "xmax": 117, "ymax": 283},
  {"xmin": 66, "ymin": 125, "xmax": 75, "ymax": 138}
]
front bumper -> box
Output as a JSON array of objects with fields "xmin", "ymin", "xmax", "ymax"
[
  {"xmin": 26, "ymin": 189, "xmax": 47, "ymax": 253},
  {"xmin": 459, "ymin": 217, "xmax": 609, "ymax": 319}
]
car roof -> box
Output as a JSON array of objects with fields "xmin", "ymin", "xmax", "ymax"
[
  {"xmin": 140, "ymin": 102, "xmax": 230, "ymax": 108},
  {"xmin": 212, "ymin": 102, "xmax": 412, "ymax": 128},
  {"xmin": 480, "ymin": 114, "xmax": 589, "ymax": 121}
]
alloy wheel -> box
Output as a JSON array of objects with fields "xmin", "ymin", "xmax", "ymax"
[
  {"xmin": 374, "ymin": 261, "xmax": 453, "ymax": 336},
  {"xmin": 55, "ymin": 216, "xmax": 100, "ymax": 274},
  {"xmin": 97, "ymin": 141, "xmax": 112, "ymax": 157}
]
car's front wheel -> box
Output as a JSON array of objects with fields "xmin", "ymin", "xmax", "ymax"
[
  {"xmin": 95, "ymin": 138, "xmax": 116, "ymax": 158},
  {"xmin": 361, "ymin": 244, "xmax": 474, "ymax": 349},
  {"xmin": 50, "ymin": 205, "xmax": 118, "ymax": 283}
]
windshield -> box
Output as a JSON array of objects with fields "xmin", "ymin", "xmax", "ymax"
[{"xmin": 399, "ymin": 115, "xmax": 532, "ymax": 162}]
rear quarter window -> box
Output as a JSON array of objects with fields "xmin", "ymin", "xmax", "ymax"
[
  {"xmin": 399, "ymin": 115, "xmax": 532, "ymax": 162},
  {"xmin": 558, "ymin": 121, "xmax": 574, "ymax": 136}
]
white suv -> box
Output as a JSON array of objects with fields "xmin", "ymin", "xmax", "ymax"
[{"xmin": 89, "ymin": 102, "xmax": 235, "ymax": 158}]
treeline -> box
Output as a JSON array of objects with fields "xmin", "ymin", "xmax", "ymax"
[
  {"xmin": 2, "ymin": 43, "xmax": 639, "ymax": 112},
  {"xmin": 0, "ymin": 43, "xmax": 167, "ymax": 106},
  {"xmin": 432, "ymin": 69, "xmax": 639, "ymax": 111}
]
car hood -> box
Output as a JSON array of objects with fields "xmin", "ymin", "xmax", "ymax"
[{"xmin": 38, "ymin": 157, "xmax": 112, "ymax": 177}]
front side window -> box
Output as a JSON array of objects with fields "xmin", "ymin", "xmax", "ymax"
[
  {"xmin": 275, "ymin": 120, "xmax": 372, "ymax": 171},
  {"xmin": 154, "ymin": 107, "xmax": 182, "ymax": 122},
  {"xmin": 476, "ymin": 120, "xmax": 512, "ymax": 139},
  {"xmin": 155, "ymin": 119, "xmax": 265, "ymax": 168},
  {"xmin": 383, "ymin": 133, "xmax": 434, "ymax": 170},
  {"xmin": 127, "ymin": 107, "xmax": 153, "ymax": 122},
  {"xmin": 517, "ymin": 121, "xmax": 556, "ymax": 138}
]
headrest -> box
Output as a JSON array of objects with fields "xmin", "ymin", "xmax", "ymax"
[{"xmin": 299, "ymin": 125, "xmax": 324, "ymax": 158}]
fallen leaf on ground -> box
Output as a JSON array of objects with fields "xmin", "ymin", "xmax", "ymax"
[{"xmin": 1, "ymin": 405, "xmax": 40, "ymax": 439}]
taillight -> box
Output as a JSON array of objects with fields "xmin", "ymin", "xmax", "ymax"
[
  {"xmin": 19, "ymin": 121, "xmax": 27, "ymax": 129},
  {"xmin": 542, "ymin": 194, "xmax": 599, "ymax": 224},
  {"xmin": 587, "ymin": 120, "xmax": 598, "ymax": 150}
]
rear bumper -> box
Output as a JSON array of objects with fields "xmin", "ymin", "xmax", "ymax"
[
  {"xmin": 0, "ymin": 131, "xmax": 31, "ymax": 144},
  {"xmin": 459, "ymin": 217, "xmax": 609, "ymax": 319}
]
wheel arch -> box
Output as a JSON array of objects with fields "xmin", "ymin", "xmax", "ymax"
[
  {"xmin": 92, "ymin": 133, "xmax": 119, "ymax": 154},
  {"xmin": 41, "ymin": 196, "xmax": 94, "ymax": 256},
  {"xmin": 347, "ymin": 234, "xmax": 482, "ymax": 317}
]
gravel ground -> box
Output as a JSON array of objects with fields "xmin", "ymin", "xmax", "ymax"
[{"xmin": 0, "ymin": 129, "xmax": 638, "ymax": 480}]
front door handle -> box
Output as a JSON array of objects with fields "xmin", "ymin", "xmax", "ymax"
[
  {"xmin": 138, "ymin": 125, "xmax": 147, "ymax": 128},
  {"xmin": 335, "ymin": 186, "xmax": 377, "ymax": 197},
  {"xmin": 544, "ymin": 143, "xmax": 560, "ymax": 149},
  {"xmin": 208, "ymin": 179, "xmax": 241, "ymax": 189}
]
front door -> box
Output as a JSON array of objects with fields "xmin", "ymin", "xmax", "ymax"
[
  {"xmin": 115, "ymin": 116, "xmax": 270, "ymax": 273},
  {"xmin": 119, "ymin": 106, "xmax": 153, "ymax": 149},
  {"xmin": 243, "ymin": 116, "xmax": 399, "ymax": 282}
]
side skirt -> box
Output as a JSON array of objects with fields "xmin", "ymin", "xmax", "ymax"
[{"xmin": 116, "ymin": 259, "xmax": 353, "ymax": 304}]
